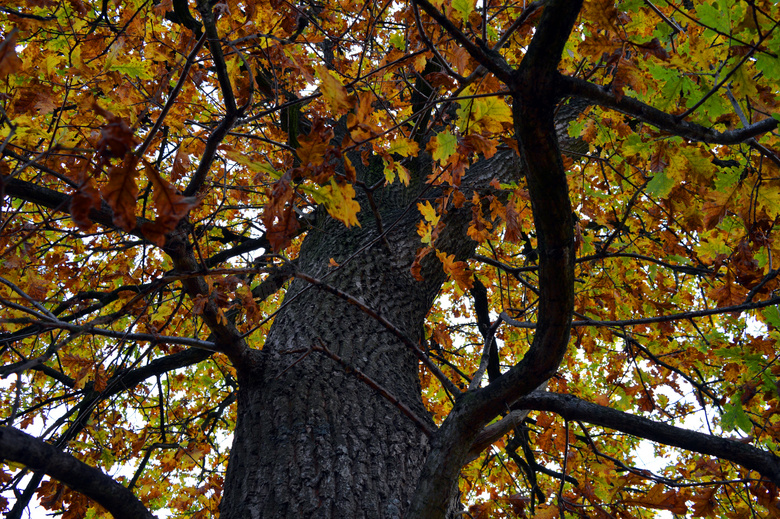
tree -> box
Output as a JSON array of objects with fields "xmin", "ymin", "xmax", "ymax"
[{"xmin": 2, "ymin": 0, "xmax": 780, "ymax": 516}]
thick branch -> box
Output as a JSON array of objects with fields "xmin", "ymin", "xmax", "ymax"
[
  {"xmin": 562, "ymin": 76, "xmax": 779, "ymax": 144},
  {"xmin": 515, "ymin": 392, "xmax": 780, "ymax": 486},
  {"xmin": 1, "ymin": 175, "xmax": 150, "ymax": 240},
  {"xmin": 0, "ymin": 426, "xmax": 156, "ymax": 519},
  {"xmin": 406, "ymin": 1, "xmax": 583, "ymax": 517},
  {"xmin": 499, "ymin": 294, "xmax": 780, "ymax": 329}
]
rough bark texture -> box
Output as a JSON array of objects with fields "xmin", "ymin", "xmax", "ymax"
[
  {"xmin": 221, "ymin": 230, "xmax": 434, "ymax": 518},
  {"xmin": 217, "ymin": 143, "xmax": 486, "ymax": 517}
]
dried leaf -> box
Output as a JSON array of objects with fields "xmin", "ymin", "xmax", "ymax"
[
  {"xmin": 0, "ymin": 29, "xmax": 23, "ymax": 78},
  {"xmin": 101, "ymin": 154, "xmax": 140, "ymax": 231}
]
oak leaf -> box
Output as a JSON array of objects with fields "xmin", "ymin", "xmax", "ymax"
[
  {"xmin": 141, "ymin": 162, "xmax": 199, "ymax": 245},
  {"xmin": 70, "ymin": 175, "xmax": 102, "ymax": 231},
  {"xmin": 93, "ymin": 105, "xmax": 140, "ymax": 165},
  {"xmin": 262, "ymin": 171, "xmax": 299, "ymax": 252},
  {"xmin": 0, "ymin": 29, "xmax": 23, "ymax": 78},
  {"xmin": 102, "ymin": 154, "xmax": 140, "ymax": 231},
  {"xmin": 436, "ymin": 251, "xmax": 473, "ymax": 291},
  {"xmin": 316, "ymin": 65, "xmax": 354, "ymax": 114}
]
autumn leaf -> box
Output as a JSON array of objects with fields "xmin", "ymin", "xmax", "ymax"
[
  {"xmin": 387, "ymin": 137, "xmax": 419, "ymax": 158},
  {"xmin": 316, "ymin": 65, "xmax": 354, "ymax": 114},
  {"xmin": 70, "ymin": 169, "xmax": 102, "ymax": 231},
  {"xmin": 102, "ymin": 154, "xmax": 140, "ymax": 231},
  {"xmin": 140, "ymin": 162, "xmax": 199, "ymax": 246},
  {"xmin": 262, "ymin": 171, "xmax": 300, "ymax": 252},
  {"xmin": 383, "ymin": 159, "xmax": 411, "ymax": 185},
  {"xmin": 296, "ymin": 120, "xmax": 334, "ymax": 168},
  {"xmin": 0, "ymin": 29, "xmax": 23, "ymax": 78},
  {"xmin": 620, "ymin": 484, "xmax": 688, "ymax": 514},
  {"xmin": 436, "ymin": 250, "xmax": 473, "ymax": 291},
  {"xmin": 314, "ymin": 179, "xmax": 361, "ymax": 227},
  {"xmin": 93, "ymin": 104, "xmax": 140, "ymax": 164},
  {"xmin": 710, "ymin": 271, "xmax": 747, "ymax": 308},
  {"xmin": 429, "ymin": 130, "xmax": 458, "ymax": 162},
  {"xmin": 503, "ymin": 200, "xmax": 522, "ymax": 243}
]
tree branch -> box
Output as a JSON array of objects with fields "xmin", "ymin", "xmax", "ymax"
[
  {"xmin": 0, "ymin": 426, "xmax": 156, "ymax": 519},
  {"xmin": 407, "ymin": 1, "xmax": 584, "ymax": 516},
  {"xmin": 499, "ymin": 294, "xmax": 780, "ymax": 329},
  {"xmin": 562, "ymin": 76, "xmax": 779, "ymax": 144},
  {"xmin": 411, "ymin": 0, "xmax": 514, "ymax": 84},
  {"xmin": 515, "ymin": 392, "xmax": 780, "ymax": 486}
]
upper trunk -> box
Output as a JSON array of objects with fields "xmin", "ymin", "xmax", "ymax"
[{"xmin": 218, "ymin": 149, "xmax": 475, "ymax": 517}]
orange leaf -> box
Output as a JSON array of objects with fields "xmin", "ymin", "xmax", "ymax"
[
  {"xmin": 296, "ymin": 120, "xmax": 333, "ymax": 168},
  {"xmin": 436, "ymin": 251, "xmax": 473, "ymax": 291}
]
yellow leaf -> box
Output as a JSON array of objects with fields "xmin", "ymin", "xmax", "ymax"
[
  {"xmin": 384, "ymin": 160, "xmax": 411, "ymax": 185},
  {"xmin": 417, "ymin": 201, "xmax": 440, "ymax": 225},
  {"xmin": 316, "ymin": 65, "xmax": 354, "ymax": 114},
  {"xmin": 387, "ymin": 137, "xmax": 419, "ymax": 157},
  {"xmin": 316, "ymin": 179, "xmax": 361, "ymax": 227}
]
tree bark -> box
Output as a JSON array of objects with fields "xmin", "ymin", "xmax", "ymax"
[{"xmin": 217, "ymin": 145, "xmax": 470, "ymax": 517}]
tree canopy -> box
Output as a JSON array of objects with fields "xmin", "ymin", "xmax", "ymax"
[{"xmin": 2, "ymin": 0, "xmax": 780, "ymax": 517}]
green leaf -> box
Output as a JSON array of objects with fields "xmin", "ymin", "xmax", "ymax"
[
  {"xmin": 431, "ymin": 131, "xmax": 457, "ymax": 162},
  {"xmin": 389, "ymin": 32, "xmax": 406, "ymax": 50},
  {"xmin": 645, "ymin": 170, "xmax": 675, "ymax": 198},
  {"xmin": 451, "ymin": 0, "xmax": 474, "ymax": 21},
  {"xmin": 761, "ymin": 306, "xmax": 780, "ymax": 328},
  {"xmin": 108, "ymin": 60, "xmax": 152, "ymax": 80}
]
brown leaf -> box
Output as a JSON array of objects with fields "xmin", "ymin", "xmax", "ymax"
[
  {"xmin": 621, "ymin": 484, "xmax": 688, "ymax": 514},
  {"xmin": 710, "ymin": 271, "xmax": 747, "ymax": 308},
  {"xmin": 296, "ymin": 120, "xmax": 333, "ymax": 168},
  {"xmin": 137, "ymin": 162, "xmax": 198, "ymax": 245},
  {"xmin": 639, "ymin": 38, "xmax": 671, "ymax": 61},
  {"xmin": 70, "ymin": 178, "xmax": 101, "ymax": 231},
  {"xmin": 504, "ymin": 200, "xmax": 522, "ymax": 243},
  {"xmin": 94, "ymin": 104, "xmax": 139, "ymax": 164},
  {"xmin": 650, "ymin": 143, "xmax": 669, "ymax": 173},
  {"xmin": 102, "ymin": 154, "xmax": 140, "ymax": 231},
  {"xmin": 171, "ymin": 147, "xmax": 191, "ymax": 182},
  {"xmin": 690, "ymin": 487, "xmax": 717, "ymax": 517},
  {"xmin": 0, "ymin": 29, "xmax": 23, "ymax": 79},
  {"xmin": 146, "ymin": 162, "xmax": 199, "ymax": 222},
  {"xmin": 261, "ymin": 171, "xmax": 299, "ymax": 252}
]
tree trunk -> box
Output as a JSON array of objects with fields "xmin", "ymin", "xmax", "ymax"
[
  {"xmin": 218, "ymin": 150, "xmax": 461, "ymax": 517},
  {"xmin": 218, "ymin": 119, "xmax": 544, "ymax": 517}
]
